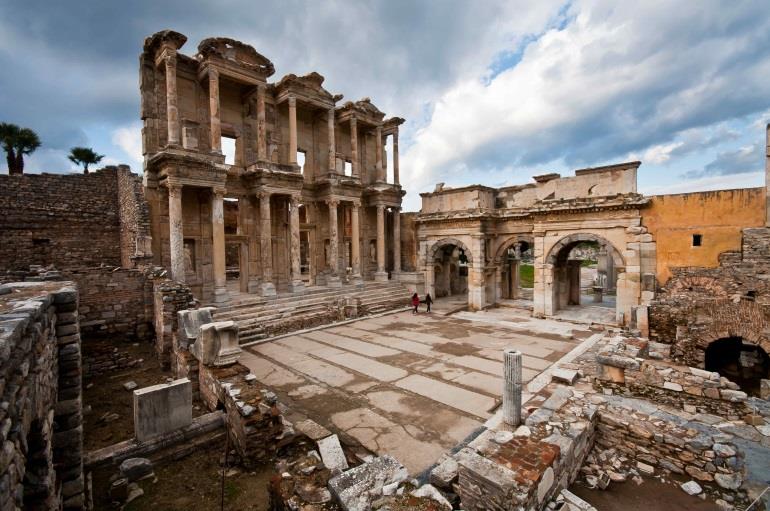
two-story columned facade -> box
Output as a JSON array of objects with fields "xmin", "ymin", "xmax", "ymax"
[{"xmin": 140, "ymin": 31, "xmax": 405, "ymax": 302}]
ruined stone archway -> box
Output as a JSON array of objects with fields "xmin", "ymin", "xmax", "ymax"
[
  {"xmin": 493, "ymin": 235, "xmax": 535, "ymax": 301},
  {"xmin": 705, "ymin": 336, "xmax": 770, "ymax": 396},
  {"xmin": 425, "ymin": 238, "xmax": 479, "ymax": 309},
  {"xmin": 541, "ymin": 232, "xmax": 626, "ymax": 323}
]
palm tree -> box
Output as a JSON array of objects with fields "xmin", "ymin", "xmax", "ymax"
[
  {"xmin": 68, "ymin": 146, "xmax": 104, "ymax": 174},
  {"xmin": 0, "ymin": 123, "xmax": 40, "ymax": 175}
]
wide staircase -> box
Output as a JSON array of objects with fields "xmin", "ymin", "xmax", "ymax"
[{"xmin": 211, "ymin": 280, "xmax": 410, "ymax": 344}]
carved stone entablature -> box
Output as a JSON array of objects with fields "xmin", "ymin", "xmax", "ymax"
[
  {"xmin": 243, "ymin": 163, "xmax": 304, "ymax": 193},
  {"xmin": 336, "ymin": 98, "xmax": 386, "ymax": 126},
  {"xmin": 383, "ymin": 116, "xmax": 406, "ymax": 135},
  {"xmin": 144, "ymin": 30, "xmax": 188, "ymax": 58},
  {"xmin": 529, "ymin": 194, "xmax": 650, "ymax": 215},
  {"xmin": 311, "ymin": 178, "xmax": 364, "ymax": 200},
  {"xmin": 363, "ymin": 185, "xmax": 405, "ymax": 208},
  {"xmin": 196, "ymin": 37, "xmax": 275, "ymax": 78},
  {"xmin": 148, "ymin": 148, "xmax": 228, "ymax": 190},
  {"xmin": 275, "ymin": 72, "xmax": 337, "ymax": 108}
]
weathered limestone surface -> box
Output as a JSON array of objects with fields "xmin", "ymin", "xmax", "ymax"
[{"xmin": 133, "ymin": 378, "xmax": 192, "ymax": 442}]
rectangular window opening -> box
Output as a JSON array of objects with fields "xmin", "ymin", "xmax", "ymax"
[
  {"xmin": 344, "ymin": 160, "xmax": 352, "ymax": 177},
  {"xmin": 221, "ymin": 136, "xmax": 237, "ymax": 165},
  {"xmin": 297, "ymin": 150, "xmax": 306, "ymax": 174},
  {"xmin": 692, "ymin": 234, "xmax": 702, "ymax": 247}
]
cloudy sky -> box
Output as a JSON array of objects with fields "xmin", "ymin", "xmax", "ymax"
[{"xmin": 2, "ymin": 0, "xmax": 769, "ymax": 210}]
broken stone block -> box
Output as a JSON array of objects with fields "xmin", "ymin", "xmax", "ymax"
[
  {"xmin": 663, "ymin": 381, "xmax": 683, "ymax": 392},
  {"xmin": 712, "ymin": 443, "xmax": 736, "ymax": 457},
  {"xmin": 636, "ymin": 461, "xmax": 654, "ymax": 475},
  {"xmin": 680, "ymin": 480, "xmax": 702, "ymax": 495},
  {"xmin": 123, "ymin": 381, "xmax": 137, "ymax": 391},
  {"xmin": 295, "ymin": 419, "xmax": 331, "ymax": 441},
  {"xmin": 429, "ymin": 455, "xmax": 459, "ymax": 490},
  {"xmin": 133, "ymin": 378, "xmax": 192, "ymax": 442},
  {"xmin": 317, "ymin": 434, "xmax": 349, "ymax": 473},
  {"xmin": 119, "ymin": 458, "xmax": 153, "ymax": 482},
  {"xmin": 177, "ymin": 307, "xmax": 215, "ymax": 349},
  {"xmin": 328, "ymin": 455, "xmax": 409, "ymax": 511},
  {"xmin": 411, "ymin": 484, "xmax": 452, "ymax": 510},
  {"xmin": 714, "ymin": 472, "xmax": 742, "ymax": 490},
  {"xmin": 760, "ymin": 379, "xmax": 770, "ymax": 400},
  {"xmin": 191, "ymin": 320, "xmax": 241, "ymax": 366},
  {"xmin": 552, "ymin": 367, "xmax": 579, "ymax": 385}
]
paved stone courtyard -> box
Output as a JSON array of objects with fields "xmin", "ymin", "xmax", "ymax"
[{"xmin": 239, "ymin": 308, "xmax": 593, "ymax": 473}]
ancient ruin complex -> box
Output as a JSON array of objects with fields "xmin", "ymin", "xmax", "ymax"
[{"xmin": 0, "ymin": 29, "xmax": 769, "ymax": 511}]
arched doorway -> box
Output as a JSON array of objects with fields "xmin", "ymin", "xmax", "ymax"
[
  {"xmin": 705, "ymin": 337, "xmax": 770, "ymax": 396},
  {"xmin": 426, "ymin": 238, "xmax": 476, "ymax": 310},
  {"xmin": 495, "ymin": 238, "xmax": 534, "ymax": 302},
  {"xmin": 543, "ymin": 233, "xmax": 625, "ymax": 324}
]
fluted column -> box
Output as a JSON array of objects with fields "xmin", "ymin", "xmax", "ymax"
[
  {"xmin": 288, "ymin": 96, "xmax": 297, "ymax": 165},
  {"xmin": 168, "ymin": 183, "xmax": 185, "ymax": 283},
  {"xmin": 503, "ymin": 349, "xmax": 523, "ymax": 427},
  {"xmin": 289, "ymin": 195, "xmax": 305, "ymax": 293},
  {"xmin": 350, "ymin": 117, "xmax": 359, "ymax": 177},
  {"xmin": 393, "ymin": 129, "xmax": 400, "ymax": 185},
  {"xmin": 209, "ymin": 68, "xmax": 221, "ymax": 153},
  {"xmin": 211, "ymin": 189, "xmax": 228, "ymax": 303},
  {"xmin": 328, "ymin": 108, "xmax": 336, "ymax": 172},
  {"xmin": 375, "ymin": 126, "xmax": 383, "ymax": 182},
  {"xmin": 164, "ymin": 54, "xmax": 180, "ymax": 146},
  {"xmin": 351, "ymin": 201, "xmax": 362, "ymax": 283},
  {"xmin": 393, "ymin": 207, "xmax": 401, "ymax": 274},
  {"xmin": 257, "ymin": 84, "xmax": 267, "ymax": 161},
  {"xmin": 258, "ymin": 192, "xmax": 276, "ymax": 296},
  {"xmin": 375, "ymin": 204, "xmax": 388, "ymax": 281}
]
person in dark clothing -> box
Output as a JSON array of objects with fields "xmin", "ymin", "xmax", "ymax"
[
  {"xmin": 411, "ymin": 292, "xmax": 420, "ymax": 314},
  {"xmin": 424, "ymin": 293, "xmax": 433, "ymax": 312}
]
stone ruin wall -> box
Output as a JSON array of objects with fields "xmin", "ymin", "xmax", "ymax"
[{"xmin": 0, "ymin": 282, "xmax": 84, "ymax": 510}]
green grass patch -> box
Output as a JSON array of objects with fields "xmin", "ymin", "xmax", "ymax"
[{"xmin": 519, "ymin": 264, "xmax": 534, "ymax": 288}]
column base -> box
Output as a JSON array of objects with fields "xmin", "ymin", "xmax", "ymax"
[
  {"xmin": 213, "ymin": 286, "xmax": 230, "ymax": 304},
  {"xmin": 350, "ymin": 273, "xmax": 364, "ymax": 287},
  {"xmin": 261, "ymin": 282, "xmax": 276, "ymax": 297},
  {"xmin": 288, "ymin": 280, "xmax": 306, "ymax": 294},
  {"xmin": 326, "ymin": 275, "xmax": 342, "ymax": 288},
  {"xmin": 374, "ymin": 271, "xmax": 389, "ymax": 282},
  {"xmin": 247, "ymin": 279, "xmax": 261, "ymax": 294}
]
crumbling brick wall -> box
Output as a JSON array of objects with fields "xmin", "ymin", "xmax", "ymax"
[
  {"xmin": 153, "ymin": 278, "xmax": 196, "ymax": 369},
  {"xmin": 0, "ymin": 165, "xmax": 149, "ymax": 271},
  {"xmin": 117, "ymin": 166, "xmax": 153, "ymax": 267},
  {"xmin": 0, "ymin": 282, "xmax": 84, "ymax": 510}
]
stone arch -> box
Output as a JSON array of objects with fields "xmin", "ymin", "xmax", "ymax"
[
  {"xmin": 493, "ymin": 234, "xmax": 535, "ymax": 264},
  {"xmin": 545, "ymin": 232, "xmax": 625, "ymax": 269},
  {"xmin": 427, "ymin": 237, "xmax": 475, "ymax": 267}
]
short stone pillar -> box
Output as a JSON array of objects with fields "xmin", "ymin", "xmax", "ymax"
[
  {"xmin": 503, "ymin": 348, "xmax": 522, "ymax": 427},
  {"xmin": 592, "ymin": 285, "xmax": 603, "ymax": 303},
  {"xmin": 177, "ymin": 307, "xmax": 215, "ymax": 349},
  {"xmin": 133, "ymin": 378, "xmax": 192, "ymax": 442},
  {"xmin": 190, "ymin": 321, "xmax": 242, "ymax": 366}
]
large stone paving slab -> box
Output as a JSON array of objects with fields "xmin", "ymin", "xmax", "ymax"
[{"xmin": 242, "ymin": 307, "xmax": 588, "ymax": 474}]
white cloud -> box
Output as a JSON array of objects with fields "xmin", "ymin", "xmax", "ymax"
[
  {"xmin": 111, "ymin": 123, "xmax": 143, "ymax": 169},
  {"xmin": 642, "ymin": 171, "xmax": 764, "ymax": 196}
]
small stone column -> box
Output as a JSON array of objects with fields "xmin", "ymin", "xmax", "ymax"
[
  {"xmin": 393, "ymin": 129, "xmax": 400, "ymax": 185},
  {"xmin": 351, "ymin": 201, "xmax": 362, "ymax": 284},
  {"xmin": 392, "ymin": 207, "xmax": 401, "ymax": 274},
  {"xmin": 288, "ymin": 96, "xmax": 297, "ymax": 165},
  {"xmin": 168, "ymin": 183, "xmax": 185, "ymax": 283},
  {"xmin": 375, "ymin": 126, "xmax": 383, "ymax": 182},
  {"xmin": 257, "ymin": 84, "xmax": 267, "ymax": 161},
  {"xmin": 164, "ymin": 54, "xmax": 180, "ymax": 146},
  {"xmin": 503, "ymin": 348, "xmax": 522, "ymax": 427},
  {"xmin": 289, "ymin": 195, "xmax": 305, "ymax": 293},
  {"xmin": 327, "ymin": 199, "xmax": 341, "ymax": 287},
  {"xmin": 350, "ymin": 117, "xmax": 359, "ymax": 177},
  {"xmin": 375, "ymin": 204, "xmax": 388, "ymax": 281},
  {"xmin": 209, "ymin": 68, "xmax": 221, "ymax": 153},
  {"xmin": 258, "ymin": 192, "xmax": 276, "ymax": 296},
  {"xmin": 211, "ymin": 189, "xmax": 228, "ymax": 303},
  {"xmin": 328, "ymin": 108, "xmax": 336, "ymax": 172}
]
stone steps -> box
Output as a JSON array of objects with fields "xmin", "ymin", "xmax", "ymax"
[{"xmin": 211, "ymin": 280, "xmax": 410, "ymax": 344}]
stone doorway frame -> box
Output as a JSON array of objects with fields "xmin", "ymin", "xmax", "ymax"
[{"xmin": 424, "ymin": 237, "xmax": 480, "ymax": 309}]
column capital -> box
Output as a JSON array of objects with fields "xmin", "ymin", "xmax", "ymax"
[
  {"xmin": 350, "ymin": 200, "xmax": 361, "ymax": 208},
  {"xmin": 290, "ymin": 194, "xmax": 302, "ymax": 207},
  {"xmin": 350, "ymin": 116, "xmax": 357, "ymax": 127},
  {"xmin": 212, "ymin": 187, "xmax": 226, "ymax": 199},
  {"xmin": 208, "ymin": 67, "xmax": 219, "ymax": 80},
  {"xmin": 287, "ymin": 95, "xmax": 296, "ymax": 107},
  {"xmin": 326, "ymin": 198, "xmax": 340, "ymax": 208},
  {"xmin": 376, "ymin": 203, "xmax": 386, "ymax": 212},
  {"xmin": 164, "ymin": 53, "xmax": 176, "ymax": 68},
  {"xmin": 167, "ymin": 182, "xmax": 182, "ymax": 196},
  {"xmin": 256, "ymin": 190, "xmax": 271, "ymax": 201}
]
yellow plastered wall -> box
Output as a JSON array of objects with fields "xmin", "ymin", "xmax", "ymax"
[{"xmin": 643, "ymin": 188, "xmax": 765, "ymax": 284}]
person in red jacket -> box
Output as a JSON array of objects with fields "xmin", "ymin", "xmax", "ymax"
[{"xmin": 411, "ymin": 292, "xmax": 420, "ymax": 314}]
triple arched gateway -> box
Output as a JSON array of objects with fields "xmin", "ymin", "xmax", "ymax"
[{"xmin": 416, "ymin": 163, "xmax": 656, "ymax": 325}]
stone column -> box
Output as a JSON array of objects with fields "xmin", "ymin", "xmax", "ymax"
[
  {"xmin": 211, "ymin": 189, "xmax": 228, "ymax": 303},
  {"xmin": 374, "ymin": 204, "xmax": 388, "ymax": 281},
  {"xmin": 503, "ymin": 349, "xmax": 523, "ymax": 427},
  {"xmin": 392, "ymin": 207, "xmax": 401, "ymax": 274},
  {"xmin": 375, "ymin": 126, "xmax": 383, "ymax": 182},
  {"xmin": 168, "ymin": 183, "xmax": 185, "ymax": 283},
  {"xmin": 328, "ymin": 108, "xmax": 336, "ymax": 172},
  {"xmin": 289, "ymin": 195, "xmax": 305, "ymax": 293},
  {"xmin": 327, "ymin": 199, "xmax": 341, "ymax": 287},
  {"xmin": 351, "ymin": 201, "xmax": 362, "ymax": 284},
  {"xmin": 257, "ymin": 84, "xmax": 267, "ymax": 161},
  {"xmin": 393, "ymin": 129, "xmax": 400, "ymax": 185},
  {"xmin": 288, "ymin": 96, "xmax": 297, "ymax": 165},
  {"xmin": 243, "ymin": 196, "xmax": 260, "ymax": 293},
  {"xmin": 350, "ymin": 117, "xmax": 359, "ymax": 177},
  {"xmin": 209, "ymin": 68, "xmax": 221, "ymax": 153},
  {"xmin": 164, "ymin": 54, "xmax": 180, "ymax": 146},
  {"xmin": 258, "ymin": 192, "xmax": 276, "ymax": 296}
]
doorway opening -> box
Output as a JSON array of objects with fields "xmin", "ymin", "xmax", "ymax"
[{"xmin": 705, "ymin": 337, "xmax": 770, "ymax": 397}]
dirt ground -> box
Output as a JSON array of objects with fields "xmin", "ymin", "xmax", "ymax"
[
  {"xmin": 91, "ymin": 436, "xmax": 273, "ymax": 511},
  {"xmin": 571, "ymin": 475, "xmax": 722, "ymax": 511}
]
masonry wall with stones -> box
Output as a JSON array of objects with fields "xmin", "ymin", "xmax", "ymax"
[
  {"xmin": 649, "ymin": 227, "xmax": 770, "ymax": 367},
  {"xmin": 0, "ymin": 166, "xmax": 148, "ymax": 271},
  {"xmin": 0, "ymin": 282, "xmax": 84, "ymax": 510}
]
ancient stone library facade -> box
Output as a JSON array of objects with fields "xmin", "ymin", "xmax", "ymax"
[{"xmin": 1, "ymin": 28, "xmax": 770, "ymax": 511}]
